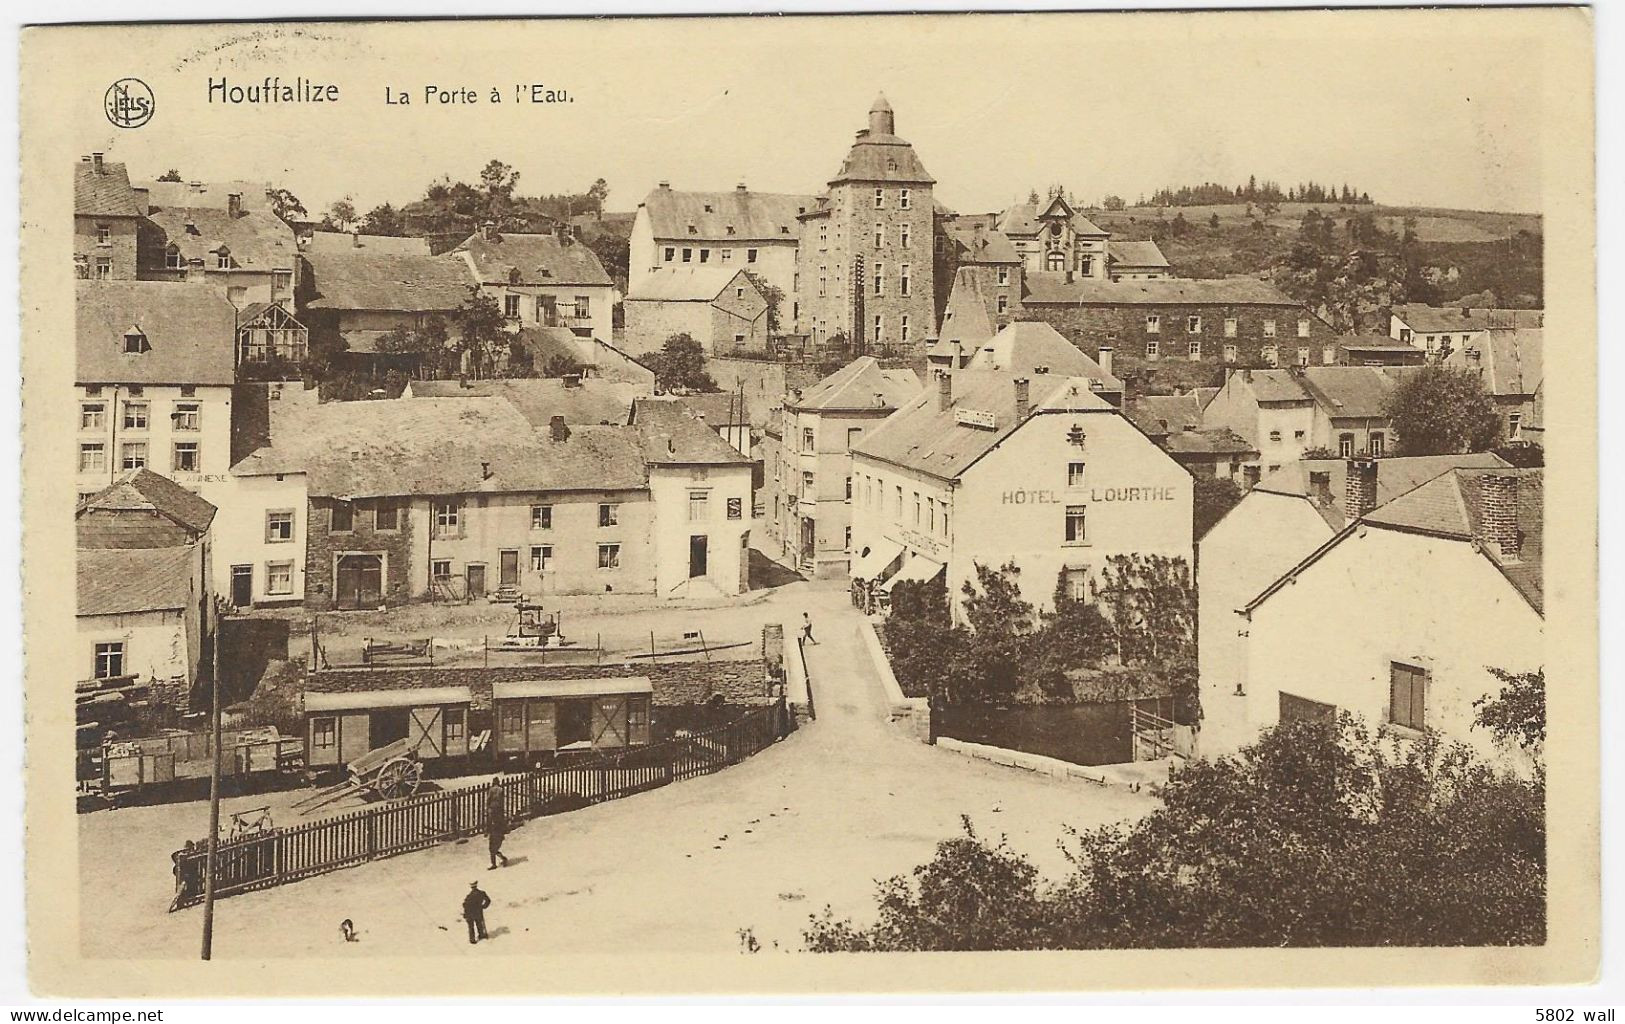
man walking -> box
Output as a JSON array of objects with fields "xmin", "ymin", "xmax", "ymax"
[
  {"xmin": 486, "ymin": 780, "xmax": 510, "ymax": 870},
  {"xmin": 462, "ymin": 881, "xmax": 491, "ymax": 944},
  {"xmin": 801, "ymin": 611, "xmax": 817, "ymax": 645}
]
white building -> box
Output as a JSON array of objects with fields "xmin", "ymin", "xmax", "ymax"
[
  {"xmin": 76, "ymin": 469, "xmax": 217, "ymax": 708},
  {"xmin": 1231, "ymin": 467, "xmax": 1542, "ymax": 769},
  {"xmin": 456, "ymin": 225, "xmax": 616, "ymax": 343},
  {"xmin": 75, "ymin": 281, "xmax": 237, "ymax": 503},
  {"xmin": 850, "ymin": 369, "xmax": 1192, "ymax": 621},
  {"xmin": 1389, "ymin": 303, "xmax": 1543, "ymax": 358},
  {"xmin": 1197, "ymin": 453, "xmax": 1513, "ymax": 755},
  {"xmin": 629, "ymin": 183, "xmax": 815, "ymax": 306}
]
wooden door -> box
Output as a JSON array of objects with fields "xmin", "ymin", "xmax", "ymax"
[
  {"xmin": 466, "ymin": 563, "xmax": 487, "ymax": 599},
  {"xmin": 409, "ymin": 705, "xmax": 445, "ymax": 759},
  {"xmin": 338, "ymin": 712, "xmax": 371, "ymax": 765},
  {"xmin": 525, "ymin": 699, "xmax": 557, "ymax": 752},
  {"xmin": 689, "ymin": 535, "xmax": 708, "ymax": 578},
  {"xmin": 336, "ymin": 555, "xmax": 383, "ymax": 610},
  {"xmin": 230, "ymin": 565, "xmax": 253, "ymax": 606},
  {"xmin": 591, "ymin": 696, "xmax": 629, "ymax": 749},
  {"xmin": 499, "ymin": 550, "xmax": 520, "ymax": 587}
]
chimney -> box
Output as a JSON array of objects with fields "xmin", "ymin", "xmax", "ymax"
[
  {"xmin": 549, "ymin": 415, "xmax": 570, "ymax": 442},
  {"xmin": 557, "ymin": 222, "xmax": 574, "ymax": 246},
  {"xmin": 1242, "ymin": 368, "xmax": 1253, "ymax": 384},
  {"xmin": 1345, "ymin": 457, "xmax": 1378, "ymax": 519},
  {"xmin": 736, "ymin": 182, "xmax": 748, "ymax": 193},
  {"xmin": 1098, "ymin": 345, "xmax": 1114, "ymax": 379},
  {"xmin": 1308, "ymin": 470, "xmax": 1334, "ymax": 507},
  {"xmin": 227, "ymin": 192, "xmax": 243, "ymax": 219},
  {"xmin": 1014, "ymin": 377, "xmax": 1031, "ymax": 421},
  {"xmin": 1477, "ymin": 474, "xmax": 1521, "ymax": 561},
  {"xmin": 937, "ymin": 371, "xmax": 952, "ymax": 412},
  {"xmin": 658, "ymin": 180, "xmax": 671, "ymax": 191},
  {"xmin": 562, "ymin": 372, "xmax": 582, "ymax": 389},
  {"xmin": 91, "ymin": 152, "xmax": 104, "ymax": 173},
  {"xmin": 478, "ymin": 220, "xmax": 494, "ymax": 241},
  {"xmin": 481, "ymin": 461, "xmax": 493, "ymax": 480}
]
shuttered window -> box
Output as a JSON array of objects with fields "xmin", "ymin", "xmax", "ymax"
[{"xmin": 1389, "ymin": 662, "xmax": 1428, "ymax": 730}]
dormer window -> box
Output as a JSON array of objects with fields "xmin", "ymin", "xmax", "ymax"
[
  {"xmin": 726, "ymin": 225, "xmax": 736, "ymax": 235},
  {"xmin": 215, "ymin": 250, "xmax": 231, "ymax": 270},
  {"xmin": 122, "ymin": 326, "xmax": 150, "ymax": 354},
  {"xmin": 703, "ymin": 204, "xmax": 713, "ymax": 213},
  {"xmin": 165, "ymin": 246, "xmax": 184, "ymax": 271},
  {"xmin": 508, "ymin": 267, "xmax": 522, "ymax": 285},
  {"xmin": 688, "ymin": 225, "xmax": 698, "ymax": 235}
]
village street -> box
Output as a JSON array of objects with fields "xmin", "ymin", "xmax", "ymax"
[{"xmin": 79, "ymin": 578, "xmax": 1157, "ymax": 959}]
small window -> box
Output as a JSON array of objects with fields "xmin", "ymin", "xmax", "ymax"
[
  {"xmin": 265, "ymin": 561, "xmax": 294, "ymax": 596},
  {"xmin": 171, "ymin": 441, "xmax": 200, "ymax": 472},
  {"xmin": 431, "ymin": 559, "xmax": 453, "ymax": 581},
  {"xmin": 331, "ymin": 501, "xmax": 354, "ymax": 533},
  {"xmin": 1338, "ymin": 433, "xmax": 1355, "ymax": 458},
  {"xmin": 532, "ymin": 504, "xmax": 553, "ymax": 530},
  {"xmin": 1293, "ymin": 430, "xmax": 1306, "ymax": 441},
  {"xmin": 94, "ymin": 641, "xmax": 125, "ymax": 680},
  {"xmin": 1186, "ymin": 315, "xmax": 1203, "ymax": 334},
  {"xmin": 997, "ymin": 267, "xmax": 1010, "ymax": 286},
  {"xmin": 374, "ymin": 502, "xmax": 399, "ymax": 531},
  {"xmin": 266, "ymin": 510, "xmax": 295, "ymax": 543},
  {"xmin": 688, "ymin": 490, "xmax": 710, "ymax": 521},
  {"xmin": 682, "ymin": 248, "xmax": 692, "ymax": 263},
  {"xmin": 746, "ymin": 248, "xmax": 758, "ymax": 263},
  {"xmin": 802, "ymin": 471, "xmax": 814, "ymax": 498},
  {"xmin": 172, "ymin": 402, "xmax": 200, "ymax": 431},
  {"xmin": 899, "ymin": 188, "xmax": 911, "ymax": 210},
  {"xmin": 874, "ymin": 224, "xmax": 885, "ymax": 248},
  {"xmin": 598, "ymin": 503, "xmax": 619, "ymax": 527},
  {"xmin": 1507, "ymin": 413, "xmax": 1522, "ymax": 439},
  {"xmin": 997, "ymin": 295, "xmax": 1009, "ymax": 314},
  {"xmin": 699, "ymin": 249, "xmax": 710, "ymax": 264},
  {"xmin": 874, "ymin": 188, "xmax": 885, "ymax": 209},
  {"xmin": 1223, "ymin": 344, "xmax": 1238, "ymax": 363},
  {"xmin": 1297, "ymin": 346, "xmax": 1310, "ymax": 366},
  {"xmin": 727, "ymin": 497, "xmax": 742, "ymax": 520},
  {"xmin": 1268, "ymin": 430, "xmax": 1282, "ymax": 444},
  {"xmin": 1145, "ymin": 339, "xmax": 1160, "ymax": 359},
  {"xmin": 96, "ymin": 223, "xmax": 111, "ymax": 244},
  {"xmin": 78, "ymin": 443, "xmax": 106, "ymax": 473},
  {"xmin": 1263, "ymin": 319, "xmax": 1277, "ymax": 338},
  {"xmin": 503, "ymin": 294, "xmax": 521, "ymax": 318},
  {"xmin": 913, "ymin": 492, "xmax": 921, "ymax": 526},
  {"xmin": 1323, "ymin": 345, "xmax": 1337, "ymax": 365},
  {"xmin": 1297, "ymin": 319, "xmax": 1311, "ymax": 338},
  {"xmin": 900, "ymin": 225, "xmax": 911, "ymax": 249},
  {"xmin": 1262, "ymin": 345, "xmax": 1278, "ymax": 367},
  {"xmin": 598, "ymin": 543, "xmax": 621, "ymax": 570},
  {"xmin": 1065, "ymin": 505, "xmax": 1087, "ymax": 544},
  {"xmin": 1145, "ymin": 314, "xmax": 1161, "ymax": 334},
  {"xmin": 311, "ymin": 716, "xmax": 337, "ymax": 751},
  {"xmin": 873, "ymin": 315, "xmax": 883, "ymax": 341},
  {"xmin": 122, "ymin": 401, "xmax": 149, "ymax": 430},
  {"xmin": 1188, "ymin": 339, "xmax": 1202, "ymax": 359},
  {"xmin": 802, "ymin": 427, "xmax": 814, "ymax": 452},
  {"xmin": 94, "ymin": 257, "xmax": 112, "ymax": 280},
  {"xmin": 444, "ymin": 708, "xmax": 467, "ymax": 743},
  {"xmin": 120, "ymin": 442, "xmax": 147, "ymax": 471},
  {"xmin": 575, "ymin": 295, "xmax": 591, "ymax": 318},
  {"xmin": 1224, "ymin": 317, "xmax": 1238, "ymax": 338},
  {"xmin": 664, "ymin": 247, "xmax": 675, "ymax": 262},
  {"xmin": 844, "ymin": 476, "xmax": 853, "ymax": 500},
  {"xmin": 1068, "ymin": 461, "xmax": 1086, "ymax": 487},
  {"xmin": 901, "ymin": 315, "xmax": 911, "ymax": 343},
  {"xmin": 1389, "ymin": 662, "xmax": 1428, "ymax": 731},
  {"xmin": 216, "ymin": 252, "xmax": 231, "ymax": 270},
  {"xmin": 531, "ymin": 545, "xmax": 553, "ymax": 571},
  {"xmin": 79, "ymin": 403, "xmax": 105, "ymax": 431},
  {"xmin": 434, "ymin": 500, "xmax": 461, "ymax": 537},
  {"xmin": 1370, "ymin": 433, "xmax": 1386, "ymax": 456},
  {"xmin": 165, "ymin": 248, "xmax": 184, "ymax": 271},
  {"xmin": 873, "ymin": 264, "xmax": 884, "ymax": 295},
  {"xmin": 900, "ymin": 265, "xmax": 911, "ymax": 297}
]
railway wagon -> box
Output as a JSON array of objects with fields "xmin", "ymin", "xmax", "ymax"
[
  {"xmin": 304, "ymin": 686, "xmax": 473, "ymax": 773},
  {"xmin": 101, "ymin": 726, "xmax": 303, "ymax": 798},
  {"xmin": 492, "ymin": 677, "xmax": 653, "ymax": 759}
]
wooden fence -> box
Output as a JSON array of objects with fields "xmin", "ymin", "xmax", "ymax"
[{"xmin": 169, "ymin": 697, "xmax": 790, "ymax": 910}]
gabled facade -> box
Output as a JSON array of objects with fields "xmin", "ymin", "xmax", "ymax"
[
  {"xmin": 74, "ymin": 154, "xmax": 144, "ymax": 281},
  {"xmin": 1389, "ymin": 303, "xmax": 1543, "ymax": 358},
  {"xmin": 622, "ymin": 266, "xmax": 770, "ymax": 357},
  {"xmin": 456, "ymin": 225, "xmax": 615, "ymax": 341},
  {"xmin": 997, "ymin": 196, "xmax": 1110, "ymax": 278},
  {"xmin": 141, "ymin": 196, "xmax": 300, "ymax": 307},
  {"xmin": 629, "ymin": 183, "xmax": 814, "ymax": 305}
]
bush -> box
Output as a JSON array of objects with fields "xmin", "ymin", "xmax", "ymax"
[{"xmin": 805, "ymin": 714, "xmax": 1544, "ymax": 949}]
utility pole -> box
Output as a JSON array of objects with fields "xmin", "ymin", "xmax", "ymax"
[{"xmin": 201, "ymin": 603, "xmax": 223, "ymax": 960}]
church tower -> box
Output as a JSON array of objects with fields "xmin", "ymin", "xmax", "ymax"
[{"xmin": 796, "ymin": 95, "xmax": 937, "ymax": 358}]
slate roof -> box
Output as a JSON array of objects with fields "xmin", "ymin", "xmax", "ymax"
[
  {"xmin": 145, "ymin": 205, "xmax": 298, "ymax": 273},
  {"xmin": 853, "ymin": 370, "xmax": 1115, "ymax": 481},
  {"xmin": 78, "ymin": 545, "xmax": 195, "ymax": 617},
  {"xmin": 76, "ymin": 281, "xmax": 237, "ymax": 386},
  {"xmin": 1127, "ymin": 394, "xmax": 1206, "ymax": 435},
  {"xmin": 136, "ymin": 180, "xmax": 273, "ymax": 212},
  {"xmin": 630, "ymin": 398, "xmax": 753, "ymax": 466},
  {"xmin": 231, "ymin": 396, "xmax": 648, "ymax": 497},
  {"xmin": 304, "ymin": 231, "xmax": 432, "ymax": 255},
  {"xmin": 941, "ymin": 221, "xmax": 1021, "ymax": 264},
  {"xmin": 1022, "ymin": 273, "xmax": 1303, "ymax": 306},
  {"xmin": 640, "ymin": 188, "xmax": 818, "ymax": 243},
  {"xmin": 405, "ymin": 377, "xmax": 639, "ymax": 427},
  {"xmin": 1236, "ymin": 369, "xmax": 1316, "ymax": 404},
  {"xmin": 1257, "ymin": 453, "xmax": 1513, "ymax": 530},
  {"xmin": 302, "ymin": 251, "xmax": 473, "ymax": 312},
  {"xmin": 458, "ymin": 232, "xmax": 613, "ymax": 287},
  {"xmin": 935, "ymin": 268, "xmax": 999, "ymax": 351},
  {"xmin": 996, "ymin": 200, "xmax": 1108, "ymax": 238},
  {"xmin": 1391, "ymin": 304, "xmax": 1543, "ymax": 334},
  {"xmin": 1449, "ymin": 327, "xmax": 1542, "ymax": 397},
  {"xmin": 790, "ymin": 357, "xmax": 922, "ymax": 413},
  {"xmin": 625, "ymin": 266, "xmax": 755, "ymax": 303},
  {"xmin": 829, "ymin": 105, "xmax": 936, "ymax": 187},
  {"xmin": 75, "ymin": 159, "xmax": 142, "ymax": 217},
  {"xmin": 672, "ymin": 392, "xmax": 750, "ymax": 428},
  {"xmin": 1362, "ymin": 467, "xmax": 1543, "ymax": 612},
  {"xmin": 1162, "ymin": 429, "xmax": 1256, "ymax": 456},
  {"xmin": 77, "ymin": 469, "xmax": 218, "ymax": 542},
  {"xmin": 1108, "ymin": 239, "xmax": 1170, "ymax": 269},
  {"xmin": 964, "ymin": 322, "xmax": 1123, "ymax": 391},
  {"xmin": 1296, "ymin": 365, "xmax": 1419, "ymax": 420}
]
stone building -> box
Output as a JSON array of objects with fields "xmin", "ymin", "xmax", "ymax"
[
  {"xmin": 628, "ymin": 183, "xmax": 815, "ymax": 306},
  {"xmin": 141, "ymin": 192, "xmax": 300, "ymax": 308},
  {"xmin": 997, "ymin": 195, "xmax": 1111, "ymax": 278},
  {"xmin": 74, "ymin": 154, "xmax": 144, "ymax": 281},
  {"xmin": 622, "ymin": 266, "xmax": 771, "ymax": 357},
  {"xmin": 455, "ymin": 224, "xmax": 616, "ymax": 343},
  {"xmin": 795, "ymin": 95, "xmax": 938, "ymax": 358}
]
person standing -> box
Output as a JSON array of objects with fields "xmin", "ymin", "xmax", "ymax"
[
  {"xmin": 486, "ymin": 780, "xmax": 510, "ymax": 869},
  {"xmin": 462, "ymin": 881, "xmax": 491, "ymax": 944},
  {"xmin": 801, "ymin": 612, "xmax": 817, "ymax": 645}
]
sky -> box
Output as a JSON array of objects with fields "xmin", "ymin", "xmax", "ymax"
[{"xmin": 67, "ymin": 11, "xmax": 1553, "ymax": 219}]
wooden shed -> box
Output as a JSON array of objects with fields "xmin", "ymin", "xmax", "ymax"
[
  {"xmin": 305, "ymin": 686, "xmax": 472, "ymax": 768},
  {"xmin": 492, "ymin": 677, "xmax": 653, "ymax": 757}
]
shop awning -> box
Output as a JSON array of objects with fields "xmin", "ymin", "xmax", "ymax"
[
  {"xmin": 850, "ymin": 538, "xmax": 905, "ymax": 581},
  {"xmin": 306, "ymin": 687, "xmax": 472, "ymax": 713},
  {"xmin": 492, "ymin": 677, "xmax": 653, "ymax": 701},
  {"xmin": 881, "ymin": 553, "xmax": 946, "ymax": 591}
]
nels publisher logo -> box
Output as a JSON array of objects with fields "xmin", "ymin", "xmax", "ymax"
[{"xmin": 105, "ymin": 78, "xmax": 154, "ymax": 128}]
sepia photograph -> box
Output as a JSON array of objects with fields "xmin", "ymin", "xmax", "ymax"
[{"xmin": 15, "ymin": 4, "xmax": 1601, "ymax": 998}]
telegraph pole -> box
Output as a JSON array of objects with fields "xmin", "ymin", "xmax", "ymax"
[{"xmin": 201, "ymin": 602, "xmax": 222, "ymax": 960}]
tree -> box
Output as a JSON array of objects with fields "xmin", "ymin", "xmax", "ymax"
[
  {"xmin": 1474, "ymin": 667, "xmax": 1544, "ymax": 756},
  {"xmin": 586, "ymin": 178, "xmax": 610, "ymax": 214},
  {"xmin": 743, "ymin": 270, "xmax": 784, "ymax": 337},
  {"xmin": 359, "ymin": 203, "xmax": 404, "ymax": 236},
  {"xmin": 543, "ymin": 354, "xmax": 586, "ymax": 379},
  {"xmin": 1027, "ymin": 188, "xmax": 1041, "ymax": 205},
  {"xmin": 479, "ymin": 159, "xmax": 520, "ymax": 205},
  {"xmin": 1192, "ymin": 475, "xmax": 1243, "ymax": 539},
  {"xmin": 805, "ymin": 714, "xmax": 1545, "ymax": 950},
  {"xmin": 644, "ymin": 333, "xmax": 717, "ymax": 393},
  {"xmin": 1101, "ymin": 194, "xmax": 1126, "ymax": 211},
  {"xmin": 1385, "ymin": 364, "xmax": 1503, "ymax": 455},
  {"xmin": 158, "ymin": 169, "xmax": 184, "ymax": 182},
  {"xmin": 450, "ymin": 288, "xmax": 510, "ymax": 379},
  {"xmin": 1095, "ymin": 554, "xmax": 1195, "ymax": 666},
  {"xmin": 267, "ymin": 187, "xmax": 307, "ymax": 224},
  {"xmin": 375, "ymin": 314, "xmax": 451, "ymax": 376},
  {"xmin": 584, "ymin": 231, "xmax": 629, "ymax": 290},
  {"xmin": 327, "ymin": 198, "xmax": 357, "ymax": 231}
]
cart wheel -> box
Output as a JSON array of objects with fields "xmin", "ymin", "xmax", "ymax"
[{"xmin": 376, "ymin": 757, "xmax": 423, "ymax": 800}]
